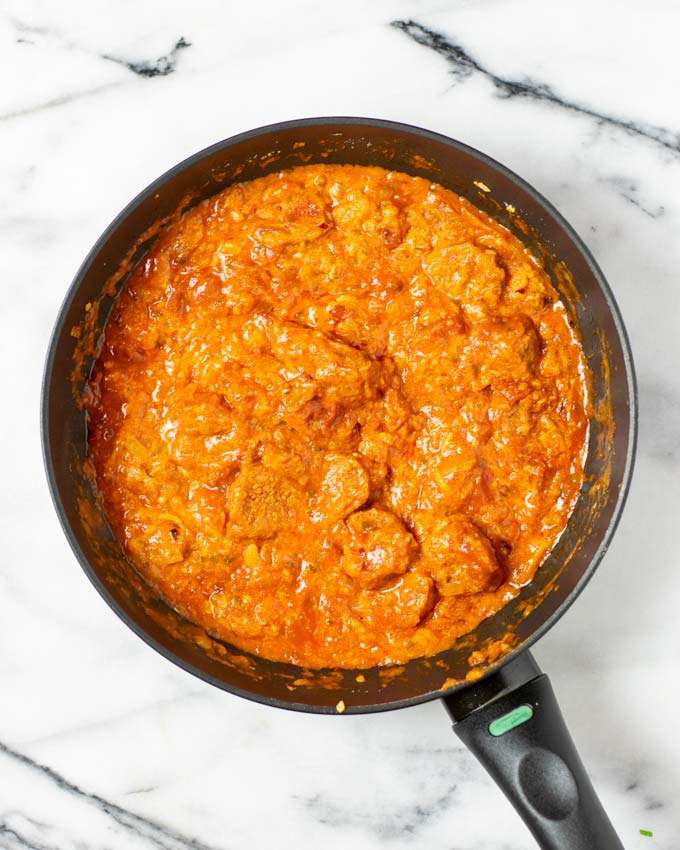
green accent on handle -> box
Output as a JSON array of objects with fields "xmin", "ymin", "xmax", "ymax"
[
  {"xmin": 639, "ymin": 829, "xmax": 653, "ymax": 838},
  {"xmin": 489, "ymin": 704, "xmax": 534, "ymax": 737}
]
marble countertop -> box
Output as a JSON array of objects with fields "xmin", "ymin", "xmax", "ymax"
[{"xmin": 2, "ymin": 0, "xmax": 679, "ymax": 847}]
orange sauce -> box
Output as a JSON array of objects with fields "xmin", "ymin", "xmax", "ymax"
[{"xmin": 85, "ymin": 165, "xmax": 588, "ymax": 668}]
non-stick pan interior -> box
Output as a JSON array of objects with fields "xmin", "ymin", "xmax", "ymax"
[{"xmin": 42, "ymin": 119, "xmax": 636, "ymax": 713}]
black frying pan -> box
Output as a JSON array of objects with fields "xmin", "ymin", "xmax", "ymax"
[{"xmin": 41, "ymin": 118, "xmax": 637, "ymax": 850}]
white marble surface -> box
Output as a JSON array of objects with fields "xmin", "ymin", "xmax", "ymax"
[{"xmin": 1, "ymin": 0, "xmax": 678, "ymax": 847}]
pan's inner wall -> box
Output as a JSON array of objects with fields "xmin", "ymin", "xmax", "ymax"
[{"xmin": 44, "ymin": 121, "xmax": 633, "ymax": 712}]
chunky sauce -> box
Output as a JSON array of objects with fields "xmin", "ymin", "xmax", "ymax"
[{"xmin": 85, "ymin": 165, "xmax": 588, "ymax": 668}]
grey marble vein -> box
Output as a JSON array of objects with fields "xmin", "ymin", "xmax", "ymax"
[
  {"xmin": 391, "ymin": 19, "xmax": 680, "ymax": 158},
  {"xmin": 101, "ymin": 37, "xmax": 191, "ymax": 78},
  {"xmin": 0, "ymin": 739, "xmax": 226, "ymax": 850},
  {"xmin": 294, "ymin": 785, "xmax": 458, "ymax": 840},
  {"xmin": 10, "ymin": 15, "xmax": 191, "ymax": 75},
  {"xmin": 0, "ymin": 83, "xmax": 123, "ymax": 123},
  {"xmin": 17, "ymin": 689, "xmax": 206, "ymax": 749},
  {"xmin": 598, "ymin": 175, "xmax": 666, "ymax": 219},
  {"xmin": 1, "ymin": 23, "xmax": 191, "ymax": 123},
  {"xmin": 1, "ymin": 813, "xmax": 62, "ymax": 850},
  {"xmin": 622, "ymin": 776, "xmax": 667, "ymax": 815}
]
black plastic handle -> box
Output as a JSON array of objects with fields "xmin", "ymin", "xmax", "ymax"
[{"xmin": 442, "ymin": 652, "xmax": 624, "ymax": 850}]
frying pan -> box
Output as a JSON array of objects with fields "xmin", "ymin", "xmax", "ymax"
[{"xmin": 41, "ymin": 118, "xmax": 637, "ymax": 850}]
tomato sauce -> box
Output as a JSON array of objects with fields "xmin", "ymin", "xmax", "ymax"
[{"xmin": 85, "ymin": 165, "xmax": 589, "ymax": 668}]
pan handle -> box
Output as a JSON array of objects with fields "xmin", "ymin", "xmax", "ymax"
[{"xmin": 441, "ymin": 651, "xmax": 624, "ymax": 850}]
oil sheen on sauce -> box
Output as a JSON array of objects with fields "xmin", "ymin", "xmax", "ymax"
[{"xmin": 85, "ymin": 164, "xmax": 589, "ymax": 669}]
